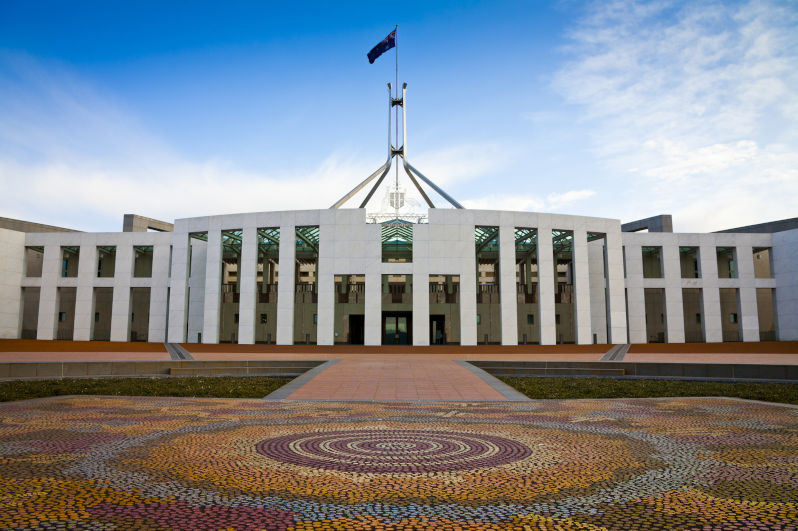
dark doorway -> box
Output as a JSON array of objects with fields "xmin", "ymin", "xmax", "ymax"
[
  {"xmin": 382, "ymin": 312, "xmax": 412, "ymax": 345},
  {"xmin": 349, "ymin": 314, "xmax": 365, "ymax": 345},
  {"xmin": 430, "ymin": 315, "xmax": 446, "ymax": 345}
]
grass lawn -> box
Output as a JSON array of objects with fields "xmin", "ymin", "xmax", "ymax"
[
  {"xmin": 501, "ymin": 376, "xmax": 798, "ymax": 405},
  {"xmin": 0, "ymin": 376, "xmax": 290, "ymax": 403}
]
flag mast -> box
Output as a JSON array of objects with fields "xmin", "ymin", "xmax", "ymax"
[
  {"xmin": 394, "ymin": 24, "xmax": 400, "ymax": 219},
  {"xmin": 330, "ymin": 26, "xmax": 465, "ymax": 211}
]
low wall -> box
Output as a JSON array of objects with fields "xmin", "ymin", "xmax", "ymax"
[
  {"xmin": 469, "ymin": 360, "xmax": 798, "ymax": 382},
  {"xmin": 0, "ymin": 360, "xmax": 325, "ymax": 380}
]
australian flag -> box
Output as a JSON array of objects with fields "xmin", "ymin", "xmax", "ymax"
[{"xmin": 367, "ymin": 29, "xmax": 396, "ymax": 64}]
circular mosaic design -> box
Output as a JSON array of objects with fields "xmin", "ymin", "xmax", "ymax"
[{"xmin": 255, "ymin": 429, "xmax": 532, "ymax": 473}]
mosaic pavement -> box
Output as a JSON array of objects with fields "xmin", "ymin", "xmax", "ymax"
[{"xmin": 0, "ymin": 396, "xmax": 797, "ymax": 530}]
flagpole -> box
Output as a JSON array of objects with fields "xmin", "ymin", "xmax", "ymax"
[{"xmin": 394, "ymin": 24, "xmax": 399, "ymax": 218}]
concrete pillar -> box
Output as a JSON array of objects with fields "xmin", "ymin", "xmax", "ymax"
[
  {"xmin": 316, "ymin": 226, "xmax": 334, "ymax": 346},
  {"xmin": 573, "ymin": 229, "xmax": 592, "ymax": 344},
  {"xmin": 413, "ymin": 272, "xmax": 430, "ymax": 346},
  {"xmin": 365, "ymin": 270, "xmax": 382, "ymax": 345},
  {"xmin": 662, "ymin": 240, "xmax": 685, "ymax": 343},
  {"xmin": 36, "ymin": 244, "xmax": 61, "ymax": 340},
  {"xmin": 460, "ymin": 229, "xmax": 478, "ymax": 346},
  {"xmin": 624, "ymin": 242, "xmax": 646, "ymax": 344},
  {"xmin": 276, "ymin": 224, "xmax": 295, "ymax": 345},
  {"xmin": 537, "ymin": 226, "xmax": 556, "ymax": 345},
  {"xmin": 0, "ymin": 229, "xmax": 25, "ymax": 339},
  {"xmin": 73, "ymin": 243, "xmax": 97, "ymax": 341},
  {"xmin": 605, "ymin": 230, "xmax": 627, "ymax": 343},
  {"xmin": 499, "ymin": 225, "xmax": 518, "ymax": 345},
  {"xmin": 699, "ymin": 241, "xmax": 722, "ymax": 342},
  {"xmin": 167, "ymin": 234, "xmax": 189, "ymax": 343},
  {"xmin": 201, "ymin": 230, "xmax": 222, "ymax": 343},
  {"xmin": 773, "ymin": 229, "xmax": 798, "ymax": 340},
  {"xmin": 110, "ymin": 244, "xmax": 133, "ymax": 341},
  {"xmin": 238, "ymin": 227, "xmax": 258, "ymax": 344},
  {"xmin": 736, "ymin": 244, "xmax": 759, "ymax": 341},
  {"xmin": 147, "ymin": 243, "xmax": 170, "ymax": 342}
]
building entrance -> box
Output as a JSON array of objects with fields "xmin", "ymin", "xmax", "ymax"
[
  {"xmin": 430, "ymin": 315, "xmax": 446, "ymax": 345},
  {"xmin": 349, "ymin": 314, "xmax": 365, "ymax": 345},
  {"xmin": 383, "ymin": 312, "xmax": 412, "ymax": 345}
]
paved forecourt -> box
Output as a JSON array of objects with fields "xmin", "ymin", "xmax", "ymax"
[{"xmin": 1, "ymin": 395, "xmax": 796, "ymax": 530}]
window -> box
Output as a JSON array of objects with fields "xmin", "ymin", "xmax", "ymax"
[
  {"xmin": 59, "ymin": 312, "xmax": 66, "ymax": 322},
  {"xmin": 234, "ymin": 313, "xmax": 239, "ymax": 324},
  {"xmin": 94, "ymin": 312, "xmax": 100, "ymax": 323},
  {"xmin": 260, "ymin": 313, "xmax": 267, "ymax": 324},
  {"xmin": 730, "ymin": 313, "xmax": 738, "ymax": 324},
  {"xmin": 527, "ymin": 314, "xmax": 534, "ymax": 325},
  {"xmin": 555, "ymin": 314, "xmax": 560, "ymax": 325},
  {"xmin": 696, "ymin": 313, "xmax": 701, "ymax": 324},
  {"xmin": 313, "ymin": 314, "xmax": 318, "ymax": 324},
  {"xmin": 476, "ymin": 314, "xmax": 481, "ymax": 325}
]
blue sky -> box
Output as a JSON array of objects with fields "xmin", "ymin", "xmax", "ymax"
[{"xmin": 1, "ymin": 0, "xmax": 796, "ymax": 232}]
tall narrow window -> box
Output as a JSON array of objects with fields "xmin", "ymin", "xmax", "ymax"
[
  {"xmin": 476, "ymin": 226, "xmax": 500, "ymax": 344},
  {"xmin": 220, "ymin": 230, "xmax": 242, "ymax": 343},
  {"xmin": 294, "ymin": 226, "xmax": 319, "ymax": 344},
  {"xmin": 429, "ymin": 274, "xmax": 460, "ymax": 345},
  {"xmin": 644, "ymin": 288, "xmax": 666, "ymax": 342},
  {"xmin": 24, "ymin": 247, "xmax": 44, "ymax": 277},
  {"xmin": 642, "ymin": 247, "xmax": 663, "ymax": 278},
  {"xmin": 256, "ymin": 228, "xmax": 279, "ymax": 344},
  {"xmin": 335, "ymin": 274, "xmax": 366, "ymax": 345},
  {"xmin": 752, "ymin": 247, "xmax": 772, "ymax": 278},
  {"xmin": 553, "ymin": 230, "xmax": 574, "ymax": 344},
  {"xmin": 382, "ymin": 274, "xmax": 412, "ymax": 345},
  {"xmin": 515, "ymin": 228, "xmax": 538, "ymax": 344},
  {"xmin": 133, "ymin": 246, "xmax": 154, "ymax": 277},
  {"xmin": 682, "ymin": 288, "xmax": 703, "ymax": 342},
  {"xmin": 61, "ymin": 246, "xmax": 79, "ymax": 278},
  {"xmin": 679, "ymin": 247, "xmax": 700, "ymax": 278},
  {"xmin": 717, "ymin": 248, "xmax": 737, "ymax": 279},
  {"xmin": 97, "ymin": 246, "xmax": 116, "ymax": 278}
]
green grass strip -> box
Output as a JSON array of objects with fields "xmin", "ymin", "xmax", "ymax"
[
  {"xmin": 500, "ymin": 377, "xmax": 798, "ymax": 405},
  {"xmin": 0, "ymin": 376, "xmax": 290, "ymax": 403}
]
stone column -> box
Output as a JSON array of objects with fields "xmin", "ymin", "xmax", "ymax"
[
  {"xmin": 237, "ymin": 227, "xmax": 258, "ymax": 344},
  {"xmin": 110, "ymin": 244, "xmax": 133, "ymax": 341},
  {"xmin": 147, "ymin": 242, "xmax": 171, "ymax": 343},
  {"xmin": 276, "ymin": 224, "xmax": 295, "ymax": 345},
  {"xmin": 537, "ymin": 226, "xmax": 556, "ymax": 345},
  {"xmin": 36, "ymin": 244, "xmax": 61, "ymax": 340},
  {"xmin": 72, "ymin": 242, "xmax": 96, "ymax": 341},
  {"xmin": 573, "ymin": 229, "xmax": 592, "ymax": 344},
  {"xmin": 662, "ymin": 240, "xmax": 685, "ymax": 343},
  {"xmin": 499, "ymin": 225, "xmax": 518, "ymax": 345},
  {"xmin": 167, "ymin": 233, "xmax": 190, "ymax": 343},
  {"xmin": 201, "ymin": 230, "xmax": 222, "ymax": 344}
]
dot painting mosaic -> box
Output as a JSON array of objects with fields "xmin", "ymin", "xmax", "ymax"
[{"xmin": 0, "ymin": 396, "xmax": 796, "ymax": 530}]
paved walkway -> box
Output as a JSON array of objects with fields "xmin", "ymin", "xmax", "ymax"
[{"xmin": 284, "ymin": 356, "xmax": 508, "ymax": 401}]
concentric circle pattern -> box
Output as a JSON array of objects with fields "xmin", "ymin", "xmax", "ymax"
[{"xmin": 256, "ymin": 429, "xmax": 532, "ymax": 472}]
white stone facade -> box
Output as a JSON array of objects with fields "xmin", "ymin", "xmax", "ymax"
[{"xmin": 0, "ymin": 210, "xmax": 795, "ymax": 344}]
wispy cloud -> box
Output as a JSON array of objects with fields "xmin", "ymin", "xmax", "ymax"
[
  {"xmin": 462, "ymin": 188, "xmax": 596, "ymax": 213},
  {"xmin": 553, "ymin": 0, "xmax": 798, "ymax": 231},
  {"xmin": 0, "ymin": 53, "xmax": 517, "ymax": 230}
]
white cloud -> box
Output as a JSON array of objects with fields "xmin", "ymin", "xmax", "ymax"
[
  {"xmin": 463, "ymin": 188, "xmax": 595, "ymax": 213},
  {"xmin": 0, "ymin": 53, "xmax": 520, "ymax": 230},
  {"xmin": 554, "ymin": 0, "xmax": 798, "ymax": 231}
]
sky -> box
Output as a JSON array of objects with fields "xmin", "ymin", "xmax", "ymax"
[{"xmin": 1, "ymin": 0, "xmax": 796, "ymax": 233}]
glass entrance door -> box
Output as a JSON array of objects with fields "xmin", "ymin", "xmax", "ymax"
[{"xmin": 382, "ymin": 313, "xmax": 411, "ymax": 345}]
